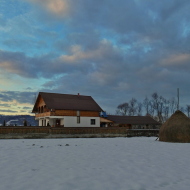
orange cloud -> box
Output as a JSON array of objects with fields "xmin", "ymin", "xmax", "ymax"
[
  {"xmin": 0, "ymin": 61, "xmax": 24, "ymax": 76},
  {"xmin": 161, "ymin": 53, "xmax": 190, "ymax": 66},
  {"xmin": 0, "ymin": 100, "xmax": 33, "ymax": 115},
  {"xmin": 59, "ymin": 40, "xmax": 115, "ymax": 64},
  {"xmin": 26, "ymin": 0, "xmax": 70, "ymax": 17}
]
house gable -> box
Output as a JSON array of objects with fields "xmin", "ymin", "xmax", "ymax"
[{"xmin": 32, "ymin": 94, "xmax": 47, "ymax": 113}]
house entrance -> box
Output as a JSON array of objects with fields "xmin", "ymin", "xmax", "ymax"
[{"xmin": 56, "ymin": 119, "xmax": 61, "ymax": 126}]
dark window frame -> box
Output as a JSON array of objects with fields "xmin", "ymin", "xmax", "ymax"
[{"xmin": 91, "ymin": 119, "xmax": 96, "ymax": 125}]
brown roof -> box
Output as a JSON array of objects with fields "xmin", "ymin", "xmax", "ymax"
[
  {"xmin": 32, "ymin": 92, "xmax": 103, "ymax": 112},
  {"xmin": 107, "ymin": 115, "xmax": 160, "ymax": 125}
]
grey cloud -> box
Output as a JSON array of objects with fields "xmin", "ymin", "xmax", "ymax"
[
  {"xmin": 23, "ymin": 107, "xmax": 32, "ymax": 109},
  {"xmin": 0, "ymin": 104, "xmax": 11, "ymax": 107},
  {"xmin": 0, "ymin": 109, "xmax": 18, "ymax": 113},
  {"xmin": 0, "ymin": 91, "xmax": 37, "ymax": 104},
  {"xmin": 0, "ymin": 50, "xmax": 37, "ymax": 78},
  {"xmin": 0, "ymin": 50, "xmax": 60, "ymax": 78},
  {"xmin": 25, "ymin": 87, "xmax": 33, "ymax": 90}
]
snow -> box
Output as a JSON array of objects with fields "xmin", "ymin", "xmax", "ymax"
[{"xmin": 0, "ymin": 137, "xmax": 190, "ymax": 190}]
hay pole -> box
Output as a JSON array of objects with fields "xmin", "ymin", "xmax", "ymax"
[{"xmin": 177, "ymin": 88, "xmax": 179, "ymax": 110}]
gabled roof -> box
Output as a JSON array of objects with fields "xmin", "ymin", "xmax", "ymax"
[
  {"xmin": 32, "ymin": 92, "xmax": 103, "ymax": 112},
  {"xmin": 107, "ymin": 115, "xmax": 160, "ymax": 125}
]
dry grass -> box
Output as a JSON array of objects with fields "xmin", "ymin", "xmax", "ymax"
[{"xmin": 159, "ymin": 110, "xmax": 190, "ymax": 143}]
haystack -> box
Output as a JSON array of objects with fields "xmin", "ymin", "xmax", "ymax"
[{"xmin": 159, "ymin": 110, "xmax": 190, "ymax": 143}]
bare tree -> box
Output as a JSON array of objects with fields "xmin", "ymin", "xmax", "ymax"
[
  {"xmin": 116, "ymin": 102, "xmax": 129, "ymax": 116},
  {"xmin": 129, "ymin": 98, "xmax": 137, "ymax": 116},
  {"xmin": 163, "ymin": 105, "xmax": 169, "ymax": 122},
  {"xmin": 151, "ymin": 93, "xmax": 168, "ymax": 123},
  {"xmin": 148, "ymin": 101, "xmax": 155, "ymax": 116},
  {"xmin": 179, "ymin": 106, "xmax": 185, "ymax": 113},
  {"xmin": 158, "ymin": 96, "xmax": 166, "ymax": 123},
  {"xmin": 185, "ymin": 105, "xmax": 190, "ymax": 117},
  {"xmin": 169, "ymin": 97, "xmax": 177, "ymax": 114},
  {"xmin": 116, "ymin": 92, "xmax": 189, "ymax": 122},
  {"xmin": 151, "ymin": 92, "xmax": 161, "ymax": 121},
  {"xmin": 137, "ymin": 102, "xmax": 142, "ymax": 116},
  {"xmin": 143, "ymin": 96, "xmax": 150, "ymax": 115}
]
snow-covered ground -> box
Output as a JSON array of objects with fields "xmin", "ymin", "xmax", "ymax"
[{"xmin": 0, "ymin": 137, "xmax": 190, "ymax": 190}]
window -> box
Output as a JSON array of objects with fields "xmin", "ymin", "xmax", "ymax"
[
  {"xmin": 77, "ymin": 116, "xmax": 80, "ymax": 124},
  {"xmin": 91, "ymin": 119, "xmax": 96, "ymax": 125}
]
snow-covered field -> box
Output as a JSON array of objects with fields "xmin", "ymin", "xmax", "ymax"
[{"xmin": 0, "ymin": 137, "xmax": 190, "ymax": 190}]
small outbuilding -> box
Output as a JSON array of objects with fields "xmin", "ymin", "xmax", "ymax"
[
  {"xmin": 106, "ymin": 115, "xmax": 160, "ymax": 129},
  {"xmin": 159, "ymin": 110, "xmax": 190, "ymax": 143}
]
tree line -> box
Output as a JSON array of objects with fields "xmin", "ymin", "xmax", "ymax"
[{"xmin": 116, "ymin": 92, "xmax": 190, "ymax": 123}]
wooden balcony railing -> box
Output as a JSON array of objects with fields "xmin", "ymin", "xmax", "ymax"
[{"xmin": 35, "ymin": 112, "xmax": 54, "ymax": 117}]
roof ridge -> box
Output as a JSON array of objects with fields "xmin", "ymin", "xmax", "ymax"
[
  {"xmin": 108, "ymin": 115, "xmax": 148, "ymax": 117},
  {"xmin": 39, "ymin": 92, "xmax": 91, "ymax": 97}
]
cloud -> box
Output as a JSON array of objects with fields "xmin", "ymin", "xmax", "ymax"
[
  {"xmin": 161, "ymin": 54, "xmax": 190, "ymax": 66},
  {"xmin": 0, "ymin": 50, "xmax": 60, "ymax": 79},
  {"xmin": 0, "ymin": 91, "xmax": 36, "ymax": 104},
  {"xmin": 0, "ymin": 50, "xmax": 37, "ymax": 78},
  {"xmin": 0, "ymin": 103, "xmax": 11, "ymax": 107},
  {"xmin": 0, "ymin": 109, "xmax": 18, "ymax": 113},
  {"xmin": 26, "ymin": 0, "xmax": 70, "ymax": 17},
  {"xmin": 0, "ymin": 91, "xmax": 35, "ymax": 115},
  {"xmin": 59, "ymin": 39, "xmax": 120, "ymax": 64},
  {"xmin": 23, "ymin": 107, "xmax": 32, "ymax": 109}
]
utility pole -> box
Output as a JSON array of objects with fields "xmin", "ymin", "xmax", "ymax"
[{"xmin": 177, "ymin": 88, "xmax": 179, "ymax": 110}]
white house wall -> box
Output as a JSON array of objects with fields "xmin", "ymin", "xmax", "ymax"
[
  {"xmin": 38, "ymin": 118, "xmax": 46, "ymax": 126},
  {"xmin": 64, "ymin": 116, "xmax": 100, "ymax": 127},
  {"xmin": 37, "ymin": 116, "xmax": 100, "ymax": 127}
]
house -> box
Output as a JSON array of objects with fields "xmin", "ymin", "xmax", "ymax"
[
  {"xmin": 106, "ymin": 115, "xmax": 160, "ymax": 129},
  {"xmin": 32, "ymin": 92, "xmax": 103, "ymax": 127}
]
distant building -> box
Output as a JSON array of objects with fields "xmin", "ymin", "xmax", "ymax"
[{"xmin": 106, "ymin": 115, "xmax": 160, "ymax": 129}]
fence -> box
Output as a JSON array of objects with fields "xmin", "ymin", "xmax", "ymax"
[
  {"xmin": 0, "ymin": 126, "xmax": 159, "ymax": 138},
  {"xmin": 0, "ymin": 126, "xmax": 50, "ymax": 134}
]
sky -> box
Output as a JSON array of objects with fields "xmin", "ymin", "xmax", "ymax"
[{"xmin": 0, "ymin": 0, "xmax": 190, "ymax": 115}]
